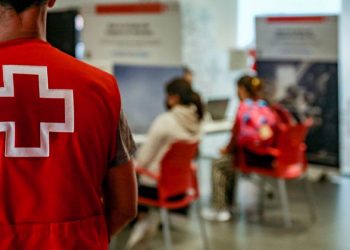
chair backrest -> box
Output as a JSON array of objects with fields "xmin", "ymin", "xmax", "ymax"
[
  {"xmin": 275, "ymin": 122, "xmax": 309, "ymax": 173},
  {"xmin": 270, "ymin": 104, "xmax": 295, "ymax": 126},
  {"xmin": 158, "ymin": 140, "xmax": 199, "ymax": 201}
]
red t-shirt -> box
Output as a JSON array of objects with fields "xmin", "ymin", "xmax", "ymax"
[{"xmin": 0, "ymin": 38, "xmax": 135, "ymax": 250}]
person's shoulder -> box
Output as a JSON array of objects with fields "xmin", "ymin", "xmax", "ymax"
[
  {"xmin": 154, "ymin": 112, "xmax": 173, "ymax": 124},
  {"xmin": 44, "ymin": 44, "xmax": 116, "ymax": 86},
  {"xmin": 149, "ymin": 112, "xmax": 176, "ymax": 131},
  {"xmin": 152, "ymin": 111, "xmax": 186, "ymax": 141},
  {"xmin": 76, "ymin": 59, "xmax": 116, "ymax": 84},
  {"xmin": 58, "ymin": 50, "xmax": 113, "ymax": 79}
]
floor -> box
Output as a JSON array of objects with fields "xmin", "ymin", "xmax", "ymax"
[
  {"xmin": 110, "ymin": 172, "xmax": 350, "ymax": 250},
  {"xmin": 110, "ymin": 134, "xmax": 350, "ymax": 250}
]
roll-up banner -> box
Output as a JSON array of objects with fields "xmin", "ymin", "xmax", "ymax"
[
  {"xmin": 82, "ymin": 2, "xmax": 182, "ymax": 66},
  {"xmin": 256, "ymin": 16, "xmax": 339, "ymax": 167}
]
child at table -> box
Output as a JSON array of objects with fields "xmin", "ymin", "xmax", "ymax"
[{"xmin": 202, "ymin": 75, "xmax": 276, "ymax": 221}]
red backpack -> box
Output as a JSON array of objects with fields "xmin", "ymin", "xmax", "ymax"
[{"xmin": 236, "ymin": 99, "xmax": 276, "ymax": 153}]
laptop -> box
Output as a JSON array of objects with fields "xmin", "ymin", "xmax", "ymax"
[{"xmin": 206, "ymin": 98, "xmax": 230, "ymax": 121}]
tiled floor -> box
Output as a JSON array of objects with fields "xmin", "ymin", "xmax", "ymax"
[
  {"xmin": 110, "ymin": 169, "xmax": 350, "ymax": 250},
  {"xmin": 110, "ymin": 134, "xmax": 350, "ymax": 250}
]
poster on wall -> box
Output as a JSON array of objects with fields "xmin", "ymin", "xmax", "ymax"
[
  {"xmin": 256, "ymin": 16, "xmax": 339, "ymax": 167},
  {"xmin": 82, "ymin": 2, "xmax": 182, "ymax": 66},
  {"xmin": 114, "ymin": 65, "xmax": 183, "ymax": 134}
]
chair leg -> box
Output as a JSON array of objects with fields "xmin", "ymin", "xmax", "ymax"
[
  {"xmin": 278, "ymin": 179, "xmax": 292, "ymax": 227},
  {"xmin": 258, "ymin": 176, "xmax": 266, "ymax": 222},
  {"xmin": 160, "ymin": 208, "xmax": 172, "ymax": 250},
  {"xmin": 303, "ymin": 176, "xmax": 317, "ymax": 222},
  {"xmin": 195, "ymin": 202, "xmax": 210, "ymax": 250},
  {"xmin": 236, "ymin": 172, "xmax": 246, "ymax": 220}
]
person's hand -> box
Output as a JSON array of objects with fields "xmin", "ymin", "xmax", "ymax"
[{"xmin": 220, "ymin": 147, "xmax": 229, "ymax": 155}]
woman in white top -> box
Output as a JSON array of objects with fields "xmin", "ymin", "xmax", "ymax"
[
  {"xmin": 127, "ymin": 78, "xmax": 203, "ymax": 248},
  {"xmin": 137, "ymin": 78, "xmax": 203, "ymax": 187}
]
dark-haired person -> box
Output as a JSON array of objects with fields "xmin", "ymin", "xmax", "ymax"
[
  {"xmin": 126, "ymin": 78, "xmax": 203, "ymax": 248},
  {"xmin": 181, "ymin": 66, "xmax": 204, "ymax": 123},
  {"xmin": 222, "ymin": 75, "xmax": 275, "ymax": 156},
  {"xmin": 203, "ymin": 75, "xmax": 276, "ymax": 221},
  {"xmin": 182, "ymin": 66, "xmax": 193, "ymax": 84},
  {"xmin": 0, "ymin": 1, "xmax": 137, "ymax": 249}
]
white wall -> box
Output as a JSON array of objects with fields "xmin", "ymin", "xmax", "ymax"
[
  {"xmin": 54, "ymin": 0, "xmax": 137, "ymax": 9},
  {"xmin": 180, "ymin": 0, "xmax": 239, "ymax": 101},
  {"xmin": 340, "ymin": 0, "xmax": 350, "ymax": 174},
  {"xmin": 52, "ymin": 0, "xmax": 240, "ymax": 101}
]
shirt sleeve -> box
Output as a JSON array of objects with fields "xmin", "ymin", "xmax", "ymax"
[
  {"xmin": 110, "ymin": 109, "xmax": 137, "ymax": 167},
  {"xmin": 136, "ymin": 114, "xmax": 168, "ymax": 168}
]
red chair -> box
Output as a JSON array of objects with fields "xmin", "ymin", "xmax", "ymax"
[
  {"xmin": 135, "ymin": 141, "xmax": 209, "ymax": 250},
  {"xmin": 270, "ymin": 104, "xmax": 295, "ymax": 126},
  {"xmin": 236, "ymin": 119, "xmax": 316, "ymax": 227}
]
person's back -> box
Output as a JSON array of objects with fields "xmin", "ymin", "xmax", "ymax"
[
  {"xmin": 126, "ymin": 78, "xmax": 202, "ymax": 248},
  {"xmin": 0, "ymin": 1, "xmax": 137, "ymax": 249},
  {"xmin": 1, "ymin": 39, "xmax": 115, "ymax": 246},
  {"xmin": 236, "ymin": 99, "xmax": 276, "ymax": 152},
  {"xmin": 137, "ymin": 78, "xmax": 202, "ymax": 186}
]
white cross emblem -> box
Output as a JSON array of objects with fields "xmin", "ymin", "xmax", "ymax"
[{"xmin": 0, "ymin": 65, "xmax": 74, "ymax": 157}]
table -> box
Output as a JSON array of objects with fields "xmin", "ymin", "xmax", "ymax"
[{"xmin": 133, "ymin": 119, "xmax": 233, "ymax": 145}]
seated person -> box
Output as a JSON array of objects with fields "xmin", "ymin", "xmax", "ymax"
[
  {"xmin": 182, "ymin": 66, "xmax": 203, "ymax": 118},
  {"xmin": 182, "ymin": 66, "xmax": 194, "ymax": 84},
  {"xmin": 203, "ymin": 75, "xmax": 276, "ymax": 221},
  {"xmin": 222, "ymin": 75, "xmax": 276, "ymax": 168},
  {"xmin": 127, "ymin": 78, "xmax": 204, "ymax": 248}
]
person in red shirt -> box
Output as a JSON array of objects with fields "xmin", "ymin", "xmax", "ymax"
[
  {"xmin": 0, "ymin": 0, "xmax": 137, "ymax": 249},
  {"xmin": 203, "ymin": 76, "xmax": 275, "ymax": 222}
]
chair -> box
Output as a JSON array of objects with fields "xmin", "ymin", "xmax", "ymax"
[
  {"xmin": 135, "ymin": 141, "xmax": 209, "ymax": 250},
  {"xmin": 236, "ymin": 119, "xmax": 316, "ymax": 227},
  {"xmin": 270, "ymin": 104, "xmax": 295, "ymax": 126}
]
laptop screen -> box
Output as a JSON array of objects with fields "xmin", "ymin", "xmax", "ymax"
[{"xmin": 206, "ymin": 98, "xmax": 230, "ymax": 120}]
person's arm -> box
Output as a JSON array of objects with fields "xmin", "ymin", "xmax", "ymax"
[
  {"xmin": 136, "ymin": 115, "xmax": 168, "ymax": 168},
  {"xmin": 104, "ymin": 160, "xmax": 137, "ymax": 238},
  {"xmin": 105, "ymin": 108, "xmax": 138, "ymax": 237},
  {"xmin": 221, "ymin": 118, "xmax": 239, "ymax": 155}
]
